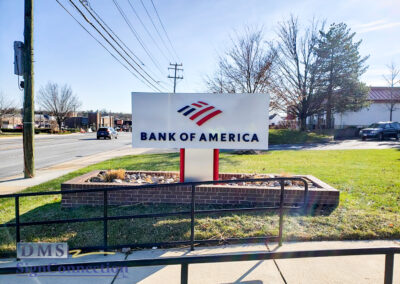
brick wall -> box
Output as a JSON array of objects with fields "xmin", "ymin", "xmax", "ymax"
[{"xmin": 61, "ymin": 171, "xmax": 339, "ymax": 208}]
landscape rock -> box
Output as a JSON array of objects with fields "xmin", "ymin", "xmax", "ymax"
[
  {"xmin": 89, "ymin": 177, "xmax": 102, "ymax": 182},
  {"xmin": 84, "ymin": 172, "xmax": 309, "ymax": 189}
]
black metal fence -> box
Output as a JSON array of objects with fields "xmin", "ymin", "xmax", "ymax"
[
  {"xmin": 0, "ymin": 177, "xmax": 308, "ymax": 256},
  {"xmin": 0, "ymin": 247, "xmax": 398, "ymax": 284}
]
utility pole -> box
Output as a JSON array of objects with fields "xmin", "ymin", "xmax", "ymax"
[
  {"xmin": 168, "ymin": 63, "xmax": 183, "ymax": 93},
  {"xmin": 169, "ymin": 63, "xmax": 184, "ymax": 181},
  {"xmin": 23, "ymin": 0, "xmax": 35, "ymax": 178}
]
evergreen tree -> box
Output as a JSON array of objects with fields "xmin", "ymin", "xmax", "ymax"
[{"xmin": 315, "ymin": 23, "xmax": 369, "ymax": 128}]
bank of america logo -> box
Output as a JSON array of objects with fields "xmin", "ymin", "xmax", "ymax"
[{"xmin": 177, "ymin": 101, "xmax": 222, "ymax": 126}]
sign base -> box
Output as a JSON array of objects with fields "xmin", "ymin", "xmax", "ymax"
[{"xmin": 180, "ymin": 149, "xmax": 219, "ymax": 182}]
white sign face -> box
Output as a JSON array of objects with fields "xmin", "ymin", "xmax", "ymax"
[{"xmin": 131, "ymin": 93, "xmax": 269, "ymax": 149}]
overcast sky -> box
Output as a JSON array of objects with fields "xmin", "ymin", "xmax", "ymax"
[{"xmin": 1, "ymin": 0, "xmax": 399, "ymax": 113}]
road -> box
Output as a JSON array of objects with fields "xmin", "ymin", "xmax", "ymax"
[{"xmin": 0, "ymin": 132, "xmax": 133, "ymax": 179}]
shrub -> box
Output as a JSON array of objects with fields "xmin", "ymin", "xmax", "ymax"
[
  {"xmin": 1, "ymin": 128, "xmax": 22, "ymax": 133},
  {"xmin": 103, "ymin": 169, "xmax": 126, "ymax": 182},
  {"xmin": 1, "ymin": 128, "xmax": 52, "ymax": 134},
  {"xmin": 35, "ymin": 128, "xmax": 52, "ymax": 134}
]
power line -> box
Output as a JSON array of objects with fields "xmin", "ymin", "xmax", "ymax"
[
  {"xmin": 82, "ymin": 0, "xmax": 145, "ymax": 66},
  {"xmin": 112, "ymin": 0, "xmax": 165, "ymax": 76},
  {"xmin": 78, "ymin": 0, "xmax": 163, "ymax": 88},
  {"xmin": 150, "ymin": 0, "xmax": 181, "ymax": 62},
  {"xmin": 83, "ymin": 0, "xmax": 170, "ymax": 88},
  {"xmin": 55, "ymin": 0, "xmax": 157, "ymax": 91},
  {"xmin": 139, "ymin": 0, "xmax": 177, "ymax": 62},
  {"xmin": 126, "ymin": 0, "xmax": 170, "ymax": 63},
  {"xmin": 67, "ymin": 0, "xmax": 164, "ymax": 92}
]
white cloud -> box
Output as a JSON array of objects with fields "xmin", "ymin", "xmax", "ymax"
[
  {"xmin": 355, "ymin": 19, "xmax": 386, "ymax": 29},
  {"xmin": 356, "ymin": 20, "xmax": 400, "ymax": 33}
]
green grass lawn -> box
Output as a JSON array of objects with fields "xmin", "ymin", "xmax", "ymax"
[
  {"xmin": 269, "ymin": 129, "xmax": 332, "ymax": 144},
  {"xmin": 0, "ymin": 149, "xmax": 399, "ymax": 257},
  {"xmin": 0, "ymin": 132, "xmax": 23, "ymax": 138}
]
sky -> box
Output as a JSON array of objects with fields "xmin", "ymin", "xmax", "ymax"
[{"xmin": 1, "ymin": 0, "xmax": 400, "ymax": 113}]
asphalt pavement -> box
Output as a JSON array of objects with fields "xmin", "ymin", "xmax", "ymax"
[{"xmin": 0, "ymin": 132, "xmax": 132, "ymax": 179}]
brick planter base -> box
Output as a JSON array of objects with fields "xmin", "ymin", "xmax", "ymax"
[{"xmin": 61, "ymin": 171, "xmax": 339, "ymax": 209}]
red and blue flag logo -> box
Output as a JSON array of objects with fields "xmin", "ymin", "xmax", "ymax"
[{"xmin": 177, "ymin": 101, "xmax": 222, "ymax": 126}]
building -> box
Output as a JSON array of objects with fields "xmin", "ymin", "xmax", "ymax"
[
  {"xmin": 115, "ymin": 119, "xmax": 124, "ymax": 128},
  {"xmin": 64, "ymin": 117, "xmax": 89, "ymax": 129},
  {"xmin": 334, "ymin": 87, "xmax": 400, "ymax": 128},
  {"xmin": 269, "ymin": 114, "xmax": 284, "ymax": 127},
  {"xmin": 100, "ymin": 115, "xmax": 114, "ymax": 128},
  {"xmin": 88, "ymin": 112, "xmax": 100, "ymax": 130},
  {"xmin": 35, "ymin": 114, "xmax": 54, "ymax": 128},
  {"xmin": 0, "ymin": 114, "xmax": 22, "ymax": 129}
]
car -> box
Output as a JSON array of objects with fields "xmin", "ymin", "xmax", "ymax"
[
  {"xmin": 392, "ymin": 121, "xmax": 400, "ymax": 133},
  {"xmin": 97, "ymin": 127, "xmax": 118, "ymax": 140},
  {"xmin": 359, "ymin": 122, "xmax": 399, "ymax": 141}
]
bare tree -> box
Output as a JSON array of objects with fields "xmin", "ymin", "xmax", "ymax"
[
  {"xmin": 205, "ymin": 27, "xmax": 276, "ymax": 94},
  {"xmin": 0, "ymin": 91, "xmax": 17, "ymax": 129},
  {"xmin": 270, "ymin": 16, "xmax": 325, "ymax": 130},
  {"xmin": 37, "ymin": 82, "xmax": 81, "ymax": 130},
  {"xmin": 383, "ymin": 62, "xmax": 400, "ymax": 121}
]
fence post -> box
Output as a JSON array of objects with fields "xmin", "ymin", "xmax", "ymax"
[
  {"xmin": 181, "ymin": 263, "xmax": 189, "ymax": 284},
  {"xmin": 103, "ymin": 190, "xmax": 108, "ymax": 254},
  {"xmin": 15, "ymin": 197, "xmax": 20, "ymax": 243},
  {"xmin": 278, "ymin": 180, "xmax": 285, "ymax": 246},
  {"xmin": 384, "ymin": 252, "xmax": 394, "ymax": 284},
  {"xmin": 303, "ymin": 180, "xmax": 309, "ymax": 215},
  {"xmin": 15, "ymin": 196, "xmax": 20, "ymax": 259},
  {"xmin": 190, "ymin": 185, "xmax": 195, "ymax": 251}
]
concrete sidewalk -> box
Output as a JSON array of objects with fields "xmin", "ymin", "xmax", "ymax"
[
  {"xmin": 0, "ymin": 240, "xmax": 399, "ymax": 283},
  {"xmin": 0, "ymin": 147, "xmax": 174, "ymax": 195}
]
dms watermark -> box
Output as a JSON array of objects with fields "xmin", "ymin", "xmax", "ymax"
[
  {"xmin": 17, "ymin": 242, "xmax": 68, "ymax": 258},
  {"xmin": 16, "ymin": 262, "xmax": 128, "ymax": 278},
  {"xmin": 17, "ymin": 243, "xmax": 116, "ymax": 259},
  {"xmin": 16, "ymin": 242, "xmax": 127, "ymax": 278}
]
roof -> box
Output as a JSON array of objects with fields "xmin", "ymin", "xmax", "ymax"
[
  {"xmin": 269, "ymin": 114, "xmax": 278, "ymax": 120},
  {"xmin": 369, "ymin": 87, "xmax": 400, "ymax": 102}
]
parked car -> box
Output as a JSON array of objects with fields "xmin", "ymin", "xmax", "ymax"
[
  {"xmin": 392, "ymin": 122, "xmax": 400, "ymax": 132},
  {"xmin": 97, "ymin": 127, "xmax": 118, "ymax": 139},
  {"xmin": 359, "ymin": 122, "xmax": 399, "ymax": 141}
]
